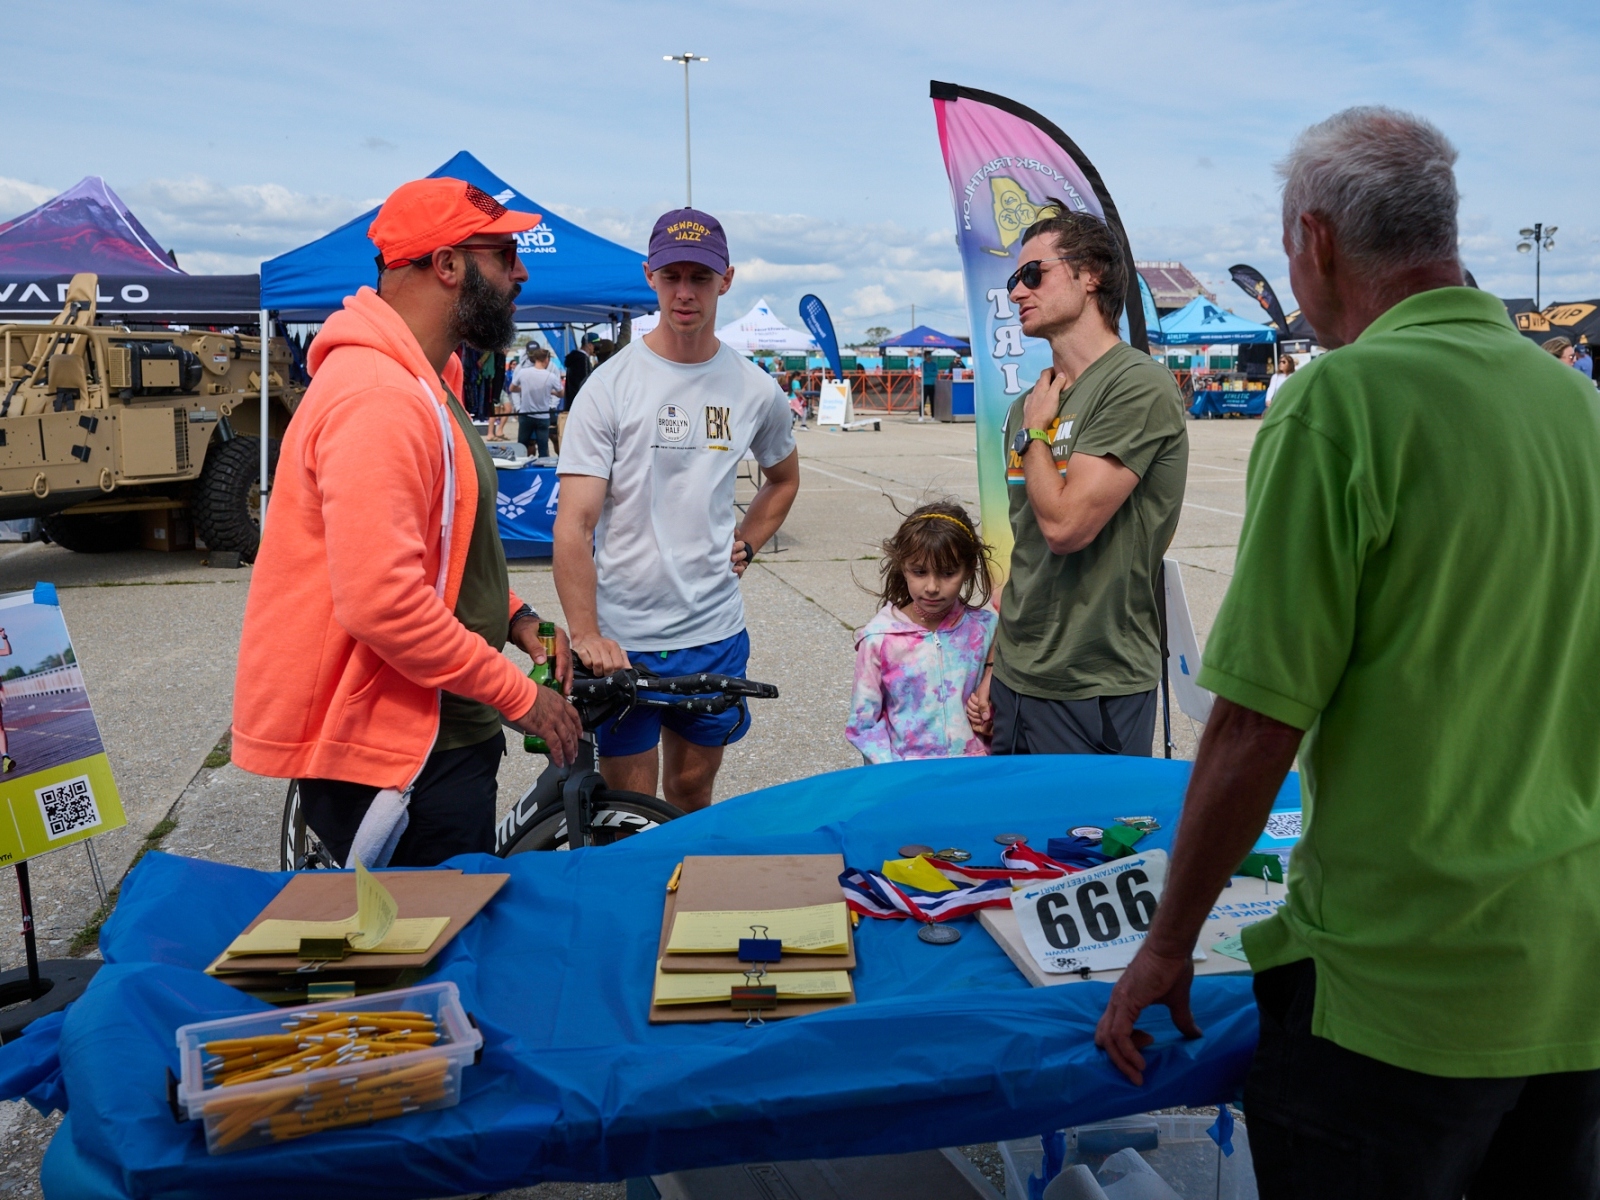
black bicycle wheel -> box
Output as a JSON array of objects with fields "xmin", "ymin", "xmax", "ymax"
[
  {"xmin": 280, "ymin": 779, "xmax": 338, "ymax": 871},
  {"xmin": 499, "ymin": 789, "xmax": 683, "ymax": 855}
]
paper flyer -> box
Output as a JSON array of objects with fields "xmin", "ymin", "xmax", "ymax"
[{"xmin": 0, "ymin": 584, "xmax": 125, "ymax": 867}]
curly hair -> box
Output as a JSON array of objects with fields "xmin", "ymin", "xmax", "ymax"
[{"xmin": 875, "ymin": 500, "xmax": 995, "ymax": 612}]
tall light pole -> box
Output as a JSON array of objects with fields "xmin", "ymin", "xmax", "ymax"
[
  {"xmin": 664, "ymin": 52, "xmax": 708, "ymax": 206},
  {"xmin": 1517, "ymin": 222, "xmax": 1557, "ymax": 310}
]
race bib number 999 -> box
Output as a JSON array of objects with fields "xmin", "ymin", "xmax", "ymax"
[{"xmin": 1012, "ymin": 850, "xmax": 1167, "ymax": 974}]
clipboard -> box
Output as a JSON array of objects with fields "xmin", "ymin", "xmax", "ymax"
[
  {"xmin": 207, "ymin": 869, "xmax": 508, "ymax": 975},
  {"xmin": 648, "ymin": 972, "xmax": 855, "ymax": 1024},
  {"xmin": 656, "ymin": 854, "xmax": 856, "ymax": 974}
]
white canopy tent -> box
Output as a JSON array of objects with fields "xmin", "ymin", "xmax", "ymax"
[
  {"xmin": 715, "ymin": 299, "xmax": 816, "ymax": 352},
  {"xmin": 627, "ymin": 298, "xmax": 816, "ymax": 353}
]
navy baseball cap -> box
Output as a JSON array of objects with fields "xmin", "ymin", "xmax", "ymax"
[{"xmin": 647, "ymin": 208, "xmax": 729, "ymax": 273}]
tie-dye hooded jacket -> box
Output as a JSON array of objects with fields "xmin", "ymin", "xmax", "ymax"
[{"xmin": 846, "ymin": 602, "xmax": 996, "ymax": 764}]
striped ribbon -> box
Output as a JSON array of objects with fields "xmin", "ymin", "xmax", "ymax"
[
  {"xmin": 840, "ymin": 844, "xmax": 1083, "ymax": 924},
  {"xmin": 927, "ymin": 842, "xmax": 1080, "ymax": 886},
  {"xmin": 840, "ymin": 867, "xmax": 1015, "ymax": 922}
]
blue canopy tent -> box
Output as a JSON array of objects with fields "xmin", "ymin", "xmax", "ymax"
[
  {"xmin": 260, "ymin": 152, "xmax": 657, "ymax": 325},
  {"xmin": 879, "ymin": 324, "xmax": 970, "ymax": 351},
  {"xmin": 1151, "ymin": 295, "xmax": 1277, "ymax": 347},
  {"xmin": 1154, "ymin": 297, "xmax": 1277, "ymax": 419}
]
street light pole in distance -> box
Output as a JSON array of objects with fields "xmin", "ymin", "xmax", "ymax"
[
  {"xmin": 1516, "ymin": 222, "xmax": 1557, "ymax": 310},
  {"xmin": 664, "ymin": 52, "xmax": 709, "ymax": 207}
]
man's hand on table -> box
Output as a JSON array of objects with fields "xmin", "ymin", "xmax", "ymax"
[
  {"xmin": 1090, "ymin": 699, "xmax": 1301, "ymax": 1086},
  {"xmin": 1094, "ymin": 942, "xmax": 1204, "ymax": 1086}
]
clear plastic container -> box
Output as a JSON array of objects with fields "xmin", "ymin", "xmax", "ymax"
[
  {"xmin": 174, "ymin": 981, "xmax": 480, "ymax": 1155},
  {"xmin": 999, "ymin": 1113, "xmax": 1256, "ymax": 1200}
]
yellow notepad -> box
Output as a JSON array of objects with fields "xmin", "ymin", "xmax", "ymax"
[
  {"xmin": 652, "ymin": 968, "xmax": 853, "ymax": 1005},
  {"xmin": 222, "ymin": 915, "xmax": 450, "ymax": 957},
  {"xmin": 665, "ymin": 903, "xmax": 850, "ymax": 955},
  {"xmin": 222, "ymin": 859, "xmax": 448, "ymax": 957}
]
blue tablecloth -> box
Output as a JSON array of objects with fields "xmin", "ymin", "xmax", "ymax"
[
  {"xmin": 1, "ymin": 756, "xmax": 1298, "ymax": 1199},
  {"xmin": 494, "ymin": 463, "xmax": 557, "ymax": 558}
]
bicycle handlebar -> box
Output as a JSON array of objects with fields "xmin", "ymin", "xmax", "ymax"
[{"xmin": 562, "ymin": 666, "xmax": 779, "ymax": 733}]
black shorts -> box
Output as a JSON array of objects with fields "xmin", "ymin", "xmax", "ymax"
[
  {"xmin": 297, "ymin": 732, "xmax": 503, "ymax": 868},
  {"xmin": 988, "ymin": 677, "xmax": 1157, "ymax": 756}
]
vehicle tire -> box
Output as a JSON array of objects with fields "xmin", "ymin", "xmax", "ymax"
[
  {"xmin": 280, "ymin": 779, "xmax": 338, "ymax": 871},
  {"xmin": 498, "ymin": 788, "xmax": 683, "ymax": 855},
  {"xmin": 194, "ymin": 435, "xmax": 279, "ymax": 562},
  {"xmin": 39, "ymin": 511, "xmax": 140, "ymax": 553}
]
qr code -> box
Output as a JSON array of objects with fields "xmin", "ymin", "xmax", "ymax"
[
  {"xmin": 1262, "ymin": 810, "xmax": 1303, "ymax": 840},
  {"xmin": 36, "ymin": 776, "xmax": 101, "ymax": 839}
]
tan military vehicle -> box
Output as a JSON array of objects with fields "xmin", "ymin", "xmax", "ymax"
[{"xmin": 0, "ymin": 273, "xmax": 302, "ymax": 556}]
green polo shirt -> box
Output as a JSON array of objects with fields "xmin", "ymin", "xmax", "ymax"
[{"xmin": 1202, "ymin": 288, "xmax": 1600, "ymax": 1077}]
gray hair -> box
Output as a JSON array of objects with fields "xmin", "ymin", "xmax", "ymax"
[{"xmin": 1279, "ymin": 106, "xmax": 1459, "ymax": 270}]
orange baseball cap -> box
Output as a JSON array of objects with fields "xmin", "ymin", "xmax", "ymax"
[{"xmin": 368, "ymin": 178, "xmax": 542, "ymax": 268}]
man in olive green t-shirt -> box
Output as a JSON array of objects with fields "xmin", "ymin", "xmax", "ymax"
[
  {"xmin": 968, "ymin": 209, "xmax": 1187, "ymax": 757},
  {"xmin": 1097, "ymin": 107, "xmax": 1600, "ymax": 1197}
]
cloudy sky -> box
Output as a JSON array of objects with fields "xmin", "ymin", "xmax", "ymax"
[{"xmin": 4, "ymin": 0, "xmax": 1594, "ymax": 340}]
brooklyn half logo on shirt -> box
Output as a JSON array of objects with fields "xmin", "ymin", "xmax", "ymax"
[{"xmin": 656, "ymin": 403, "xmax": 692, "ymax": 446}]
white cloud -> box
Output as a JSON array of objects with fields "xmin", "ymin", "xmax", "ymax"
[
  {"xmin": 845, "ymin": 285, "xmax": 893, "ymax": 320},
  {"xmin": 547, "ymin": 202, "xmax": 970, "ymax": 340},
  {"xmin": 732, "ymin": 258, "xmax": 845, "ymax": 285},
  {"xmin": 120, "ymin": 177, "xmax": 378, "ymax": 271},
  {"xmin": 0, "ymin": 176, "xmax": 56, "ymax": 221}
]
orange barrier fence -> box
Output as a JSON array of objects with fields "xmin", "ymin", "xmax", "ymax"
[{"xmin": 786, "ymin": 370, "xmax": 927, "ymax": 414}]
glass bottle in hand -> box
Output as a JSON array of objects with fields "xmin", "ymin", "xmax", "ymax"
[{"xmin": 523, "ymin": 621, "xmax": 561, "ymax": 755}]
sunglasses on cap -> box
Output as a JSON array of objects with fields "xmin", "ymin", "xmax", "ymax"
[
  {"xmin": 376, "ymin": 241, "xmax": 521, "ymax": 273},
  {"xmin": 1006, "ymin": 256, "xmax": 1077, "ymax": 293}
]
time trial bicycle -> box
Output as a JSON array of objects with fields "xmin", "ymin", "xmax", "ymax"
[{"xmin": 279, "ymin": 665, "xmax": 779, "ymax": 868}]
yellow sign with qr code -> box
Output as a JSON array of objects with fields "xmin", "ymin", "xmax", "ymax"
[{"xmin": 0, "ymin": 585, "xmax": 126, "ymax": 868}]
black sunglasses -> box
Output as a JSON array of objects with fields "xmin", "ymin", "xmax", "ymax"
[
  {"xmin": 375, "ymin": 242, "xmax": 521, "ymax": 273},
  {"xmin": 1006, "ymin": 256, "xmax": 1076, "ymax": 293}
]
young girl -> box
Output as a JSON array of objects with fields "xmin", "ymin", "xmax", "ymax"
[{"xmin": 846, "ymin": 502, "xmax": 997, "ymax": 763}]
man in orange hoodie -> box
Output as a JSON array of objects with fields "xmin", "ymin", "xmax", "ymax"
[{"xmin": 232, "ymin": 178, "xmax": 581, "ymax": 867}]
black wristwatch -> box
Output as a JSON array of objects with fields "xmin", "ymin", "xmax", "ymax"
[
  {"xmin": 1012, "ymin": 427, "xmax": 1051, "ymax": 456},
  {"xmin": 509, "ymin": 603, "xmax": 540, "ymax": 634}
]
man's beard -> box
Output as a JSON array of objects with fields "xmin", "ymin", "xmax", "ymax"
[{"xmin": 449, "ymin": 257, "xmax": 519, "ymax": 351}]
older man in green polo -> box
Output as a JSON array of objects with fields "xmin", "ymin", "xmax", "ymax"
[{"xmin": 1095, "ymin": 106, "xmax": 1600, "ymax": 1198}]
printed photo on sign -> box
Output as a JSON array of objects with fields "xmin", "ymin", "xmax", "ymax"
[
  {"xmin": 1011, "ymin": 851, "xmax": 1168, "ymax": 975},
  {"xmin": 0, "ymin": 586, "xmax": 125, "ymax": 867},
  {"xmin": 0, "ymin": 595, "xmax": 103, "ymax": 774}
]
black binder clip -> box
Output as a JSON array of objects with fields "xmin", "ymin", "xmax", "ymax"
[{"xmin": 738, "ymin": 924, "xmax": 782, "ymax": 964}]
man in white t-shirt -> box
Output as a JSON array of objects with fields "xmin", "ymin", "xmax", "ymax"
[
  {"xmin": 555, "ymin": 208, "xmax": 800, "ymax": 810},
  {"xmin": 510, "ymin": 346, "xmax": 563, "ymax": 456}
]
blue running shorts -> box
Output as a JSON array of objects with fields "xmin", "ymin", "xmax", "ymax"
[{"xmin": 593, "ymin": 630, "xmax": 752, "ymax": 757}]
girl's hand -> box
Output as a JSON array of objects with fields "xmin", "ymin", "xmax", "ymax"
[{"xmin": 966, "ymin": 670, "xmax": 994, "ymax": 738}]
